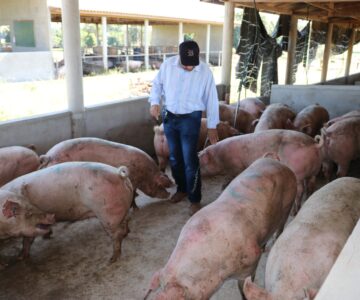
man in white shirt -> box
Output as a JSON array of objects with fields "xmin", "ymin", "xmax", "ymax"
[{"xmin": 149, "ymin": 40, "xmax": 220, "ymax": 215}]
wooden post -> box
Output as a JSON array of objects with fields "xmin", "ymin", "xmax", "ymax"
[
  {"xmin": 285, "ymin": 15, "xmax": 298, "ymax": 85},
  {"xmin": 345, "ymin": 27, "xmax": 356, "ymax": 77},
  {"xmin": 321, "ymin": 22, "xmax": 334, "ymax": 82}
]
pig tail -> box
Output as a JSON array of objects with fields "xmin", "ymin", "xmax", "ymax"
[{"xmin": 118, "ymin": 166, "xmax": 130, "ymax": 178}]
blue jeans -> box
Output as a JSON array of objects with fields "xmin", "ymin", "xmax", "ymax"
[{"xmin": 162, "ymin": 109, "xmax": 202, "ymax": 203}]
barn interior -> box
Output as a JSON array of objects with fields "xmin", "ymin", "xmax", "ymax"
[{"xmin": 1, "ymin": 1, "xmax": 360, "ymax": 299}]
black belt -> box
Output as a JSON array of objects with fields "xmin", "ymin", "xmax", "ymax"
[{"xmin": 166, "ymin": 110, "xmax": 192, "ymax": 118}]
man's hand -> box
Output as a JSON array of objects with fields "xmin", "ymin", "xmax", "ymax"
[
  {"xmin": 150, "ymin": 105, "xmax": 160, "ymax": 120},
  {"xmin": 207, "ymin": 128, "xmax": 219, "ymax": 145}
]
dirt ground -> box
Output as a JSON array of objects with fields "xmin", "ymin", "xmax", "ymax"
[
  {"xmin": 0, "ymin": 169, "xmax": 270, "ymax": 300},
  {"xmin": 1, "ymin": 160, "xmax": 359, "ymax": 300}
]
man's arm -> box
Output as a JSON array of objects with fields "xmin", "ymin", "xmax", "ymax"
[{"xmin": 148, "ymin": 67, "xmax": 164, "ymax": 120}]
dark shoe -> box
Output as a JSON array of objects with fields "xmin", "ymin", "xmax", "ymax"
[
  {"xmin": 170, "ymin": 191, "xmax": 187, "ymax": 203},
  {"xmin": 189, "ymin": 203, "xmax": 201, "ymax": 216}
]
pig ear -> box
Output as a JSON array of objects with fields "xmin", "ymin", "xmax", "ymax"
[
  {"xmin": 252, "ymin": 119, "xmax": 259, "ymax": 128},
  {"xmin": 300, "ymin": 124, "xmax": 311, "ymax": 135},
  {"xmin": 144, "ymin": 270, "xmax": 161, "ymax": 299},
  {"xmin": 286, "ymin": 119, "xmax": 295, "ymax": 130},
  {"xmin": 263, "ymin": 152, "xmax": 280, "ymax": 161},
  {"xmin": 39, "ymin": 155, "xmax": 50, "ymax": 169},
  {"xmin": 2, "ymin": 200, "xmax": 20, "ymax": 218},
  {"xmin": 156, "ymin": 173, "xmax": 174, "ymax": 188},
  {"xmin": 243, "ymin": 276, "xmax": 271, "ymax": 300},
  {"xmin": 304, "ymin": 288, "xmax": 318, "ymax": 300}
]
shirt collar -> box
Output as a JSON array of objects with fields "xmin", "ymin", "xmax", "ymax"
[{"xmin": 173, "ymin": 56, "xmax": 201, "ymax": 72}]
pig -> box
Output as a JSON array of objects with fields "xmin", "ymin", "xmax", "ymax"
[
  {"xmin": 319, "ymin": 117, "xmax": 360, "ymax": 177},
  {"xmin": 153, "ymin": 119, "xmax": 239, "ymax": 171},
  {"xmin": 0, "ymin": 190, "xmax": 55, "ymax": 262},
  {"xmin": 235, "ymin": 97, "xmax": 267, "ymax": 119},
  {"xmin": 39, "ymin": 138, "xmax": 173, "ymax": 208},
  {"xmin": 144, "ymin": 157, "xmax": 297, "ymax": 300},
  {"xmin": 254, "ymin": 103, "xmax": 296, "ymax": 132},
  {"xmin": 199, "ymin": 129, "xmax": 324, "ymax": 213},
  {"xmin": 0, "ymin": 146, "xmax": 40, "ymax": 187},
  {"xmin": 219, "ymin": 103, "xmax": 256, "ymax": 133},
  {"xmin": 293, "ymin": 104, "xmax": 329, "ymax": 137},
  {"xmin": 324, "ymin": 109, "xmax": 360, "ymax": 127},
  {"xmin": 2, "ymin": 162, "xmax": 133, "ymax": 262},
  {"xmin": 243, "ymin": 177, "xmax": 360, "ymax": 300}
]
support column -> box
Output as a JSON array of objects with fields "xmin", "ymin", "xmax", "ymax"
[
  {"xmin": 206, "ymin": 24, "xmax": 211, "ymax": 64},
  {"xmin": 321, "ymin": 22, "xmax": 334, "ymax": 82},
  {"xmin": 61, "ymin": 0, "xmax": 85, "ymax": 138},
  {"xmin": 220, "ymin": 1, "xmax": 234, "ymax": 100},
  {"xmin": 95, "ymin": 23, "xmax": 100, "ymax": 46},
  {"xmin": 178, "ymin": 22, "xmax": 183, "ymax": 44},
  {"xmin": 285, "ymin": 15, "xmax": 298, "ymax": 85},
  {"xmin": 144, "ymin": 19, "xmax": 149, "ymax": 70},
  {"xmin": 125, "ymin": 24, "xmax": 129, "ymax": 72},
  {"xmin": 345, "ymin": 27, "xmax": 356, "ymax": 77},
  {"xmin": 102, "ymin": 16, "xmax": 108, "ymax": 70}
]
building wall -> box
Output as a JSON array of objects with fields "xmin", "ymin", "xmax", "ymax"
[
  {"xmin": 0, "ymin": 51, "xmax": 54, "ymax": 81},
  {"xmin": 0, "ymin": 0, "xmax": 51, "ymax": 52},
  {"xmin": 151, "ymin": 23, "xmax": 223, "ymax": 52}
]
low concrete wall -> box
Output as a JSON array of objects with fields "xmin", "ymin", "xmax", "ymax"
[
  {"xmin": 0, "ymin": 97, "xmax": 155, "ymax": 155},
  {"xmin": 316, "ymin": 72, "xmax": 360, "ymax": 85},
  {"xmin": 0, "ymin": 51, "xmax": 55, "ymax": 82},
  {"xmin": 85, "ymin": 97, "xmax": 155, "ymax": 154},
  {"xmin": 0, "ymin": 111, "xmax": 71, "ymax": 154},
  {"xmin": 271, "ymin": 85, "xmax": 360, "ymax": 118}
]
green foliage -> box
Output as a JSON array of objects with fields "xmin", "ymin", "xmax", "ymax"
[
  {"xmin": 184, "ymin": 33, "xmax": 195, "ymax": 41},
  {"xmin": 51, "ymin": 23, "xmax": 62, "ymax": 48},
  {"xmin": 108, "ymin": 36, "xmax": 119, "ymax": 46},
  {"xmin": 84, "ymin": 33, "xmax": 96, "ymax": 48}
]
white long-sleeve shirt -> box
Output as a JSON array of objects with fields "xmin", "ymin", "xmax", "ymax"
[{"xmin": 148, "ymin": 55, "xmax": 220, "ymax": 129}]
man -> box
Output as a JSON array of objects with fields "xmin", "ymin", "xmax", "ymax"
[{"xmin": 149, "ymin": 40, "xmax": 219, "ymax": 216}]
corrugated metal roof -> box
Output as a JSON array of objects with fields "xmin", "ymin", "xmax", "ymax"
[{"xmin": 47, "ymin": 0, "xmax": 225, "ymax": 24}]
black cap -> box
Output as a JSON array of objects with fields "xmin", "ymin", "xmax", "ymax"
[{"xmin": 179, "ymin": 40, "xmax": 200, "ymax": 66}]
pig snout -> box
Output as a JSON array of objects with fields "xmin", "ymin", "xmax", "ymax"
[{"xmin": 35, "ymin": 213, "xmax": 55, "ymax": 234}]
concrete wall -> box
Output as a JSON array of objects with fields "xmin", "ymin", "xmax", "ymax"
[
  {"xmin": 0, "ymin": 0, "xmax": 51, "ymax": 51},
  {"xmin": 0, "ymin": 111, "xmax": 71, "ymax": 154},
  {"xmin": 0, "ymin": 97, "xmax": 155, "ymax": 155},
  {"xmin": 271, "ymin": 85, "xmax": 360, "ymax": 118},
  {"xmin": 85, "ymin": 97, "xmax": 155, "ymax": 154},
  {"xmin": 0, "ymin": 51, "xmax": 55, "ymax": 81},
  {"xmin": 151, "ymin": 23, "xmax": 223, "ymax": 52},
  {"xmin": 316, "ymin": 72, "xmax": 360, "ymax": 85}
]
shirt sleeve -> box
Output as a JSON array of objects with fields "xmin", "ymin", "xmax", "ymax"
[
  {"xmin": 148, "ymin": 65, "xmax": 164, "ymax": 106},
  {"xmin": 203, "ymin": 72, "xmax": 220, "ymax": 129}
]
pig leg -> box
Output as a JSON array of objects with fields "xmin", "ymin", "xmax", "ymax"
[
  {"xmin": 102, "ymin": 216, "xmax": 130, "ymax": 263},
  {"xmin": 291, "ymin": 181, "xmax": 304, "ymax": 216},
  {"xmin": 158, "ymin": 156, "xmax": 168, "ymax": 172},
  {"xmin": 131, "ymin": 191, "xmax": 139, "ymax": 210},
  {"xmin": 18, "ymin": 237, "xmax": 35, "ymax": 260},
  {"xmin": 336, "ymin": 160, "xmax": 350, "ymax": 178},
  {"xmin": 306, "ymin": 176, "xmax": 317, "ymax": 196}
]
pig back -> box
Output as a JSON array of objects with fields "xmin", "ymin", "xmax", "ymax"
[
  {"xmin": 322, "ymin": 117, "xmax": 360, "ymax": 160},
  {"xmin": 0, "ymin": 146, "xmax": 40, "ymax": 187},
  {"xmin": 43, "ymin": 137, "xmax": 157, "ymax": 189},
  {"xmin": 265, "ymin": 177, "xmax": 360, "ymax": 300},
  {"xmin": 2, "ymin": 162, "xmax": 133, "ymax": 221},
  {"xmin": 218, "ymin": 157, "xmax": 297, "ymax": 238},
  {"xmin": 255, "ymin": 103, "xmax": 296, "ymax": 132}
]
